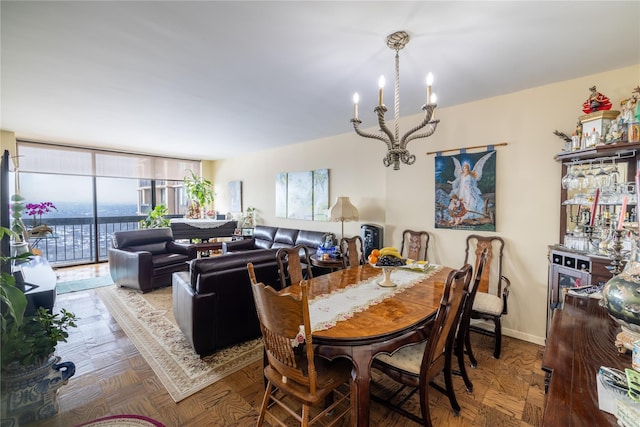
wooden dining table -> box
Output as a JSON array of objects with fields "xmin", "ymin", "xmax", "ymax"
[{"xmin": 288, "ymin": 263, "xmax": 452, "ymax": 427}]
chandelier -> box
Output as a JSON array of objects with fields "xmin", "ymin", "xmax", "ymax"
[{"xmin": 351, "ymin": 31, "xmax": 439, "ymax": 170}]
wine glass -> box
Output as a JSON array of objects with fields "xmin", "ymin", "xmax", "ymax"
[{"xmin": 561, "ymin": 164, "xmax": 575, "ymax": 190}]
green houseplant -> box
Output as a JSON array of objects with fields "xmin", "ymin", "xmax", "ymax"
[
  {"xmin": 140, "ymin": 204, "xmax": 170, "ymax": 229},
  {"xmin": 183, "ymin": 169, "xmax": 214, "ymax": 218},
  {"xmin": 0, "ymin": 227, "xmax": 77, "ymax": 425}
]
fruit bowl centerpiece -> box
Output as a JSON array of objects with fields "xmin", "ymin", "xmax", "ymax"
[{"xmin": 369, "ymin": 247, "xmax": 406, "ymax": 287}]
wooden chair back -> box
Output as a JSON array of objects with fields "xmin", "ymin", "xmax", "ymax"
[
  {"xmin": 276, "ymin": 245, "xmax": 312, "ymax": 288},
  {"xmin": 400, "ymin": 229, "xmax": 430, "ymax": 261},
  {"xmin": 340, "ymin": 236, "xmax": 365, "ymax": 268},
  {"xmin": 247, "ymin": 262, "xmax": 257, "ymax": 285},
  {"xmin": 424, "ymin": 264, "xmax": 473, "ymax": 381},
  {"xmin": 251, "ymin": 280, "xmax": 352, "ymax": 426},
  {"xmin": 251, "ymin": 280, "xmax": 315, "ymax": 389},
  {"xmin": 455, "ymin": 250, "xmax": 489, "ymax": 390},
  {"xmin": 463, "ymin": 234, "xmax": 505, "ymax": 295}
]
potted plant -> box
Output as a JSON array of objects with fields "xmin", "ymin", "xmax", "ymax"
[
  {"xmin": 24, "ymin": 201, "xmax": 57, "ymax": 238},
  {"xmin": 0, "ymin": 227, "xmax": 77, "ymax": 425},
  {"xmin": 183, "ymin": 170, "xmax": 214, "ymax": 219},
  {"xmin": 140, "ymin": 204, "xmax": 170, "ymax": 229}
]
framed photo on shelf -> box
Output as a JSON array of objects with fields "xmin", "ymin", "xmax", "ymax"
[{"xmin": 241, "ymin": 227, "xmax": 254, "ymax": 237}]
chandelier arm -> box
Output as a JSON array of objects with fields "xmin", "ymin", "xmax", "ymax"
[
  {"xmin": 351, "ymin": 120, "xmax": 392, "ymax": 145},
  {"xmin": 375, "ymin": 107, "xmax": 396, "ymax": 149},
  {"xmin": 399, "ymin": 105, "xmax": 436, "ymax": 148},
  {"xmin": 402, "ymin": 121, "xmax": 440, "ymax": 146}
]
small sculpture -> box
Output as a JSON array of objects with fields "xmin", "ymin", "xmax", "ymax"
[{"xmin": 582, "ymin": 86, "xmax": 612, "ymax": 114}]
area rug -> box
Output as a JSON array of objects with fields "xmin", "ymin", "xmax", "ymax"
[
  {"xmin": 57, "ymin": 276, "xmax": 114, "ymax": 294},
  {"xmin": 76, "ymin": 414, "xmax": 166, "ymax": 427},
  {"xmin": 95, "ymin": 285, "xmax": 263, "ymax": 402}
]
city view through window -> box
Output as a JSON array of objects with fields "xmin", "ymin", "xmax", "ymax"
[{"xmin": 17, "ymin": 172, "xmax": 187, "ymax": 266}]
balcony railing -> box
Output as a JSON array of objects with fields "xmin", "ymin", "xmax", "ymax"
[{"xmin": 28, "ymin": 215, "xmax": 171, "ymax": 267}]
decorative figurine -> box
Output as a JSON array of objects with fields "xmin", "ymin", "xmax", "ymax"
[{"xmin": 582, "ymin": 85, "xmax": 613, "ymax": 114}]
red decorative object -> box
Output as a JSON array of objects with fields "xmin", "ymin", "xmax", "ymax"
[{"xmin": 582, "ymin": 85, "xmax": 612, "ymax": 114}]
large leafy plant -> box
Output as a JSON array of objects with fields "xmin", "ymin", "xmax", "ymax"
[
  {"xmin": 183, "ymin": 170, "xmax": 214, "ymax": 210},
  {"xmin": 0, "ymin": 227, "xmax": 77, "ymax": 371},
  {"xmin": 140, "ymin": 204, "xmax": 170, "ymax": 229}
]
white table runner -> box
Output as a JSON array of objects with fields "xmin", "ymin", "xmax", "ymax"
[{"xmin": 308, "ymin": 265, "xmax": 442, "ymax": 332}]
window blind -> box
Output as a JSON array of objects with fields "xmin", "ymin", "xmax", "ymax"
[{"xmin": 17, "ymin": 141, "xmax": 200, "ymax": 180}]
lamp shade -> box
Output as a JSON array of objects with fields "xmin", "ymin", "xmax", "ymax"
[{"xmin": 329, "ymin": 197, "xmax": 359, "ymax": 222}]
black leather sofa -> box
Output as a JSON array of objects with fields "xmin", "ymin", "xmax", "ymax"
[
  {"xmin": 223, "ymin": 225, "xmax": 332, "ymax": 265},
  {"xmin": 108, "ymin": 227, "xmax": 196, "ymax": 293},
  {"xmin": 172, "ymin": 249, "xmax": 281, "ymax": 356}
]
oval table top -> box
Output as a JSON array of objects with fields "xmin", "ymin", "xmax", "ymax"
[{"xmin": 288, "ymin": 263, "xmax": 452, "ymax": 345}]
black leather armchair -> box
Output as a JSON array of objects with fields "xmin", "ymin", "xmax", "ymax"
[{"xmin": 108, "ymin": 228, "xmax": 196, "ymax": 293}]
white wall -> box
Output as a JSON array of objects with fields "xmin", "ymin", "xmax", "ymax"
[{"xmin": 211, "ymin": 64, "xmax": 640, "ymax": 345}]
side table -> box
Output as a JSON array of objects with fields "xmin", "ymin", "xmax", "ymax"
[
  {"xmin": 309, "ymin": 254, "xmax": 343, "ymax": 272},
  {"xmin": 13, "ymin": 256, "xmax": 57, "ymax": 315}
]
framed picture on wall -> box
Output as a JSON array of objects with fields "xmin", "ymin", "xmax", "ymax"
[{"xmin": 228, "ymin": 180, "xmax": 242, "ymax": 213}]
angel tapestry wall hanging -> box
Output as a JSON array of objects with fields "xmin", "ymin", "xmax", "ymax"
[{"xmin": 435, "ymin": 150, "xmax": 497, "ymax": 231}]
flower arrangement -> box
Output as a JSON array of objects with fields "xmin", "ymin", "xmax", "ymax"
[{"xmin": 25, "ymin": 202, "xmax": 57, "ymax": 227}]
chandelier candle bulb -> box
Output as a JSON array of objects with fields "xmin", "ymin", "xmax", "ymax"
[
  {"xmin": 378, "ymin": 75, "xmax": 385, "ymax": 106},
  {"xmin": 353, "ymin": 93, "xmax": 359, "ymax": 119},
  {"xmin": 618, "ymin": 195, "xmax": 628, "ymax": 231},
  {"xmin": 426, "ymin": 72, "xmax": 433, "ymax": 104}
]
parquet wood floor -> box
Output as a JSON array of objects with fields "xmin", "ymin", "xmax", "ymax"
[{"xmin": 29, "ymin": 264, "xmax": 545, "ymax": 427}]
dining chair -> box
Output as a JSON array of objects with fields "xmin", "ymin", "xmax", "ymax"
[
  {"xmin": 340, "ymin": 236, "xmax": 365, "ymax": 268},
  {"xmin": 453, "ymin": 249, "xmax": 488, "ymax": 392},
  {"xmin": 247, "ymin": 262, "xmax": 258, "ymax": 285},
  {"xmin": 276, "ymin": 245, "xmax": 313, "ymax": 288},
  {"xmin": 464, "ymin": 234, "xmax": 510, "ymax": 360},
  {"xmin": 250, "ymin": 279, "xmax": 353, "ymax": 427},
  {"xmin": 399, "ymin": 229, "xmax": 430, "ymax": 261},
  {"xmin": 371, "ymin": 264, "xmax": 473, "ymax": 426}
]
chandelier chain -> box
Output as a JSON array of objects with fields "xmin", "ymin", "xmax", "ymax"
[
  {"xmin": 394, "ymin": 51, "xmax": 400, "ymax": 142},
  {"xmin": 351, "ymin": 30, "xmax": 439, "ymax": 170}
]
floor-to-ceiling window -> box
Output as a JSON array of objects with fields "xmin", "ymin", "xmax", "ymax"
[{"xmin": 15, "ymin": 141, "xmax": 199, "ymax": 266}]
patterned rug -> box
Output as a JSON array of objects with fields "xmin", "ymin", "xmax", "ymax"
[
  {"xmin": 76, "ymin": 414, "xmax": 166, "ymax": 426},
  {"xmin": 96, "ymin": 285, "xmax": 263, "ymax": 402}
]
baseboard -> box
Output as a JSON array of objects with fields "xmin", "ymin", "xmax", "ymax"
[{"xmin": 471, "ymin": 320, "xmax": 546, "ymax": 347}]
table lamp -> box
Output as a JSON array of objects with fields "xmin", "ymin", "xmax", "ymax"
[{"xmin": 328, "ymin": 196, "xmax": 359, "ymax": 240}]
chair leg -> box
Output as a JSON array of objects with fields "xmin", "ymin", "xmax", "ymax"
[
  {"xmin": 493, "ymin": 318, "xmax": 502, "ymax": 359},
  {"xmin": 257, "ymin": 381, "xmax": 273, "ymax": 426},
  {"xmin": 456, "ymin": 341, "xmax": 473, "ymax": 392},
  {"xmin": 443, "ymin": 368, "xmax": 461, "ymax": 415},
  {"xmin": 301, "ymin": 404, "xmax": 310, "ymax": 427},
  {"xmin": 419, "ymin": 383, "xmax": 433, "ymax": 427},
  {"xmin": 465, "ymin": 328, "xmax": 478, "ymax": 368}
]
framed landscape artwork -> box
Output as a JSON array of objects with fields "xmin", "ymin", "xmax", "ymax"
[
  {"xmin": 228, "ymin": 180, "xmax": 242, "ymax": 213},
  {"xmin": 275, "ymin": 169, "xmax": 329, "ymax": 220}
]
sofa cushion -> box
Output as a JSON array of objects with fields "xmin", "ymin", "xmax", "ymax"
[
  {"xmin": 152, "ymin": 252, "xmax": 191, "ymax": 268},
  {"xmin": 112, "ymin": 227, "xmax": 174, "ymax": 250},
  {"xmin": 254, "ymin": 225, "xmax": 278, "ymax": 249},
  {"xmin": 296, "ymin": 230, "xmax": 331, "ymax": 255},
  {"xmin": 272, "ymin": 227, "xmax": 299, "ymax": 249},
  {"xmin": 190, "ymin": 249, "xmax": 277, "ymax": 285}
]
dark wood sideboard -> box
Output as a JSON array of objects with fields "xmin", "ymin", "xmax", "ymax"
[{"xmin": 542, "ymin": 295, "xmax": 632, "ymax": 426}]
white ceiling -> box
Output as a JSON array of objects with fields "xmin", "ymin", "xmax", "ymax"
[{"xmin": 2, "ymin": 1, "xmax": 639, "ymax": 161}]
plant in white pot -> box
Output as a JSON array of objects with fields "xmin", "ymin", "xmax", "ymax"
[
  {"xmin": 183, "ymin": 170, "xmax": 214, "ymax": 219},
  {"xmin": 0, "ymin": 227, "xmax": 78, "ymax": 426}
]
